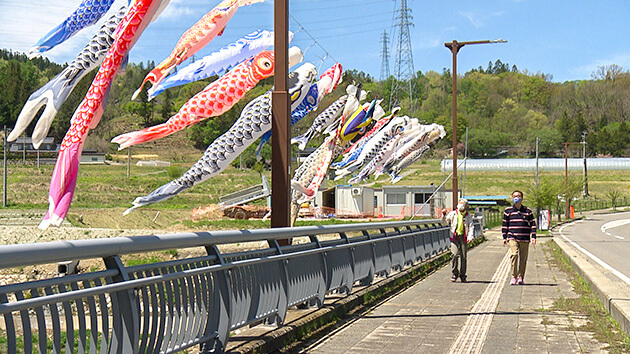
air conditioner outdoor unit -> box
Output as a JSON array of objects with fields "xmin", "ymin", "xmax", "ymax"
[{"xmin": 351, "ymin": 187, "xmax": 362, "ymax": 196}]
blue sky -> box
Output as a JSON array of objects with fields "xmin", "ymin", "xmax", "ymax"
[{"xmin": 1, "ymin": 0, "xmax": 629, "ymax": 83}]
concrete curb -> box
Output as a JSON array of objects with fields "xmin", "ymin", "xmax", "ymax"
[
  {"xmin": 227, "ymin": 236, "xmax": 486, "ymax": 353},
  {"xmin": 551, "ymin": 224, "xmax": 630, "ymax": 337}
]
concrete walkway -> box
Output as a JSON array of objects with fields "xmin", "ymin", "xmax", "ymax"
[{"xmin": 300, "ymin": 231, "xmax": 608, "ymax": 353}]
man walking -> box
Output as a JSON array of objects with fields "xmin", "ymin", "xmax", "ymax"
[
  {"xmin": 502, "ymin": 190, "xmax": 537, "ymax": 285},
  {"xmin": 442, "ymin": 198, "xmax": 474, "ymax": 282}
]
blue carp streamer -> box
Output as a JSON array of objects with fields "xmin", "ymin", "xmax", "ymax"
[
  {"xmin": 29, "ymin": 0, "xmax": 117, "ymax": 57},
  {"xmin": 147, "ymin": 29, "xmax": 293, "ymax": 101}
]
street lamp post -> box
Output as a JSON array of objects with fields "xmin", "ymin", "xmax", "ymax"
[
  {"xmin": 444, "ymin": 39, "xmax": 506, "ymax": 209},
  {"xmin": 271, "ymin": 0, "xmax": 290, "ymax": 230}
]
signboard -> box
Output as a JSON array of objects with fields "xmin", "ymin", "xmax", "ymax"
[{"xmin": 539, "ymin": 209, "xmax": 550, "ymax": 231}]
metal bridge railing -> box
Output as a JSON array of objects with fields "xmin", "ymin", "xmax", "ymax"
[{"xmin": 0, "ymin": 218, "xmax": 482, "ymax": 353}]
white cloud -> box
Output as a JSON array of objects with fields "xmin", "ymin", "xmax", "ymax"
[
  {"xmin": 0, "ymin": 0, "xmax": 128, "ymax": 63},
  {"xmin": 574, "ymin": 53, "xmax": 630, "ymax": 78},
  {"xmin": 458, "ymin": 11, "xmax": 506, "ymax": 29},
  {"xmin": 417, "ymin": 37, "xmax": 441, "ymax": 49},
  {"xmin": 153, "ymin": 0, "xmax": 196, "ymax": 22},
  {"xmin": 460, "ymin": 12, "xmax": 483, "ymax": 28}
]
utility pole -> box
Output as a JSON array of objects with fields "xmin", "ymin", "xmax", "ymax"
[
  {"xmin": 563, "ymin": 141, "xmax": 583, "ymax": 218},
  {"xmin": 127, "ymin": 147, "xmax": 131, "ymax": 179},
  {"xmin": 22, "ymin": 132, "xmax": 25, "ymax": 163},
  {"xmin": 582, "ymin": 132, "xmax": 588, "ymax": 197},
  {"xmin": 3, "ymin": 126, "xmax": 7, "ymax": 207},
  {"xmin": 463, "ymin": 127, "xmax": 468, "ymax": 197},
  {"xmin": 564, "ymin": 143, "xmax": 569, "ymax": 219},
  {"xmin": 535, "ymin": 137, "xmax": 539, "ymax": 187}
]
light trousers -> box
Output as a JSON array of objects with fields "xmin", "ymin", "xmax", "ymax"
[{"xmin": 508, "ymin": 240, "xmax": 530, "ymax": 278}]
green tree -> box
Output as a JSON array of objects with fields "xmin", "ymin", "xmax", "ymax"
[
  {"xmin": 521, "ymin": 76, "xmax": 551, "ymax": 109},
  {"xmin": 604, "ymin": 189, "xmax": 623, "ymax": 210},
  {"xmin": 526, "ymin": 129, "xmax": 562, "ymax": 156},
  {"xmin": 160, "ymin": 88, "xmax": 173, "ymax": 120},
  {"xmin": 0, "ymin": 61, "xmax": 38, "ymax": 127},
  {"xmin": 524, "ymin": 109, "xmax": 549, "ymax": 130},
  {"xmin": 554, "ymin": 110, "xmax": 581, "ymax": 143},
  {"xmin": 560, "ymin": 177, "xmax": 583, "ymax": 218},
  {"xmin": 493, "ymin": 98, "xmax": 527, "ymax": 138},
  {"xmin": 528, "ymin": 176, "xmax": 560, "ymax": 217},
  {"xmin": 466, "ymin": 128, "xmax": 511, "ymax": 157}
]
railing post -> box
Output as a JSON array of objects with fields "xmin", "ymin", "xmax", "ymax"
[
  {"xmin": 359, "ymin": 230, "xmax": 376, "ymax": 286},
  {"xmin": 267, "ymin": 239, "xmax": 290, "ymax": 323},
  {"xmin": 201, "ymin": 246, "xmax": 233, "ymax": 353},
  {"xmin": 103, "ymin": 256, "xmax": 139, "ymax": 354}
]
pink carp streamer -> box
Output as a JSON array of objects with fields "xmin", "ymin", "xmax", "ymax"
[
  {"xmin": 132, "ymin": 0, "xmax": 265, "ymax": 100},
  {"xmin": 39, "ymin": 0, "xmax": 168, "ymax": 229},
  {"xmin": 112, "ymin": 50, "xmax": 275, "ymax": 149}
]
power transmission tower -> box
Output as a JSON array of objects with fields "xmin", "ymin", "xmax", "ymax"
[
  {"xmin": 379, "ymin": 30, "xmax": 391, "ymax": 81},
  {"xmin": 389, "ymin": 0, "xmax": 415, "ymax": 112}
]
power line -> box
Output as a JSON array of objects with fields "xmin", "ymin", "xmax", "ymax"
[
  {"xmin": 287, "ymin": 12, "xmax": 391, "ymax": 27},
  {"xmin": 289, "ymin": 0, "xmax": 390, "ymax": 12},
  {"xmin": 289, "ymin": 14, "xmax": 339, "ymax": 65},
  {"xmin": 299, "ymin": 27, "xmax": 386, "ymax": 40}
]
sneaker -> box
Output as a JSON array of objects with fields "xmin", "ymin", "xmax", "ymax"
[
  {"xmin": 460, "ymin": 276, "xmax": 467, "ymax": 283},
  {"xmin": 517, "ymin": 277, "xmax": 524, "ymax": 285},
  {"xmin": 451, "ymin": 274, "xmax": 458, "ymax": 282},
  {"xmin": 510, "ymin": 277, "xmax": 517, "ymax": 285}
]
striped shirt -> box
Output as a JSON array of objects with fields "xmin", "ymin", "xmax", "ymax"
[{"xmin": 502, "ymin": 205, "xmax": 537, "ymax": 242}]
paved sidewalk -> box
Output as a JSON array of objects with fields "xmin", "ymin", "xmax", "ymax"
[{"xmin": 302, "ymin": 231, "xmax": 608, "ymax": 353}]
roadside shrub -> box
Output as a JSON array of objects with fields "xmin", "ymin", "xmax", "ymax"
[{"xmin": 166, "ymin": 166, "xmax": 185, "ymax": 179}]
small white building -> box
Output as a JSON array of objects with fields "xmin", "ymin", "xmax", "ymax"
[
  {"xmin": 80, "ymin": 150, "xmax": 106, "ymax": 164},
  {"xmin": 314, "ymin": 184, "xmax": 454, "ymax": 218},
  {"xmin": 334, "ymin": 185, "xmax": 375, "ymax": 217},
  {"xmin": 377, "ymin": 185, "xmax": 450, "ymax": 218}
]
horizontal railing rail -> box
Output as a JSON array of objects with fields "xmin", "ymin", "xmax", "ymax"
[{"xmin": 0, "ymin": 218, "xmax": 483, "ymax": 353}]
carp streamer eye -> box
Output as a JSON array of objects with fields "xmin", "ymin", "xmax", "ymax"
[{"xmin": 259, "ymin": 58, "xmax": 272, "ymax": 70}]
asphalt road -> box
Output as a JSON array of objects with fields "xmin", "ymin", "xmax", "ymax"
[{"xmin": 557, "ymin": 209, "xmax": 630, "ymax": 285}]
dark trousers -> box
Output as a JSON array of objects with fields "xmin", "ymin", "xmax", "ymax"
[{"xmin": 450, "ymin": 234, "xmax": 467, "ymax": 277}]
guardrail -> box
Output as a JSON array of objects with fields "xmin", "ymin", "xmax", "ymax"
[{"xmin": 0, "ymin": 219, "xmax": 482, "ymax": 353}]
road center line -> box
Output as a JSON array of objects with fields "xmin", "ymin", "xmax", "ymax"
[
  {"xmin": 448, "ymin": 251, "xmax": 510, "ymax": 354},
  {"xmin": 560, "ymin": 223, "xmax": 630, "ymax": 285}
]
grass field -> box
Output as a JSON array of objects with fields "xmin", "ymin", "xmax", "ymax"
[{"xmin": 2, "ymin": 156, "xmax": 629, "ymax": 229}]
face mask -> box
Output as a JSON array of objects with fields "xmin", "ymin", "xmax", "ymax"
[
  {"xmin": 513, "ymin": 197, "xmax": 522, "ymax": 204},
  {"xmin": 457, "ymin": 204, "xmax": 466, "ymax": 212}
]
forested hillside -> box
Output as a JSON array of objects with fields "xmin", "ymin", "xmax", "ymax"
[{"xmin": 1, "ymin": 48, "xmax": 629, "ymax": 165}]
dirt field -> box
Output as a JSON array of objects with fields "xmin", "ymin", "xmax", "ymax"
[
  {"xmin": 0, "ymin": 206, "xmax": 369, "ymax": 286},
  {"xmin": 0, "ymin": 205, "xmax": 242, "ymax": 286}
]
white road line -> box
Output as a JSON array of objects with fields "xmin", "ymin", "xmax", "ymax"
[
  {"xmin": 600, "ymin": 219, "xmax": 630, "ymax": 234},
  {"xmin": 560, "ymin": 223, "xmax": 630, "ymax": 285},
  {"xmin": 615, "ymin": 236, "xmax": 625, "ymax": 240},
  {"xmin": 448, "ymin": 251, "xmax": 511, "ymax": 354}
]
